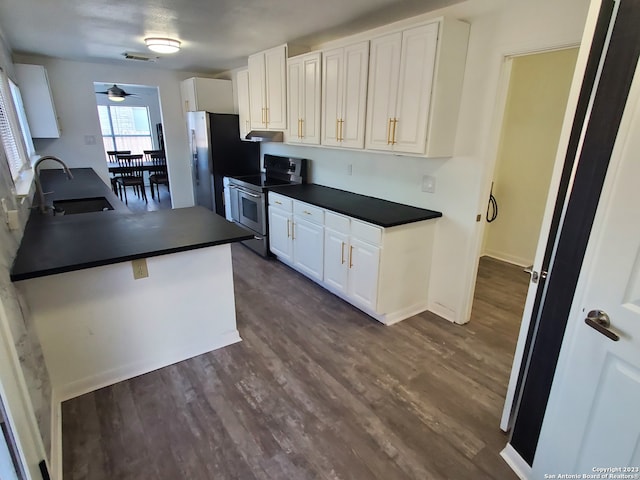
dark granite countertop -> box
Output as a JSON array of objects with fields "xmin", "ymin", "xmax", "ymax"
[
  {"xmin": 268, "ymin": 184, "xmax": 442, "ymax": 228},
  {"xmin": 10, "ymin": 168, "xmax": 253, "ymax": 281}
]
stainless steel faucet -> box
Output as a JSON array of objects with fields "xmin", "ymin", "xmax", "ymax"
[{"xmin": 33, "ymin": 156, "xmax": 74, "ymax": 214}]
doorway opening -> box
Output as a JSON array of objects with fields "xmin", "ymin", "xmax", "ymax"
[
  {"xmin": 93, "ymin": 82, "xmax": 172, "ymax": 212},
  {"xmin": 470, "ymin": 46, "xmax": 579, "ymax": 421}
]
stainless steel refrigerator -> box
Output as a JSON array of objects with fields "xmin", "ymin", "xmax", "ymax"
[{"xmin": 188, "ymin": 112, "xmax": 260, "ymax": 216}]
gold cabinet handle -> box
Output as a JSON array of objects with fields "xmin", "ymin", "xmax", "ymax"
[
  {"xmin": 185, "ymin": 100, "xmax": 189, "ymax": 112},
  {"xmin": 387, "ymin": 118, "xmax": 392, "ymax": 144},
  {"xmin": 300, "ymin": 119, "xmax": 304, "ymax": 138},
  {"xmin": 275, "ymin": 200, "xmax": 282, "ymax": 205},
  {"xmin": 349, "ymin": 245, "xmax": 354, "ymax": 268},
  {"xmin": 265, "ymin": 107, "xmax": 269, "ymax": 126},
  {"xmin": 303, "ymin": 210, "xmax": 311, "ymax": 215},
  {"xmin": 341, "ymin": 242, "xmax": 345, "ymax": 265},
  {"xmin": 391, "ymin": 118, "xmax": 398, "ymax": 144},
  {"xmin": 339, "ymin": 119, "xmax": 344, "ymax": 141},
  {"xmin": 336, "ymin": 118, "xmax": 340, "ymax": 141},
  {"xmin": 286, "ymin": 218, "xmax": 290, "ymax": 238},
  {"xmin": 291, "ymin": 221, "xmax": 295, "ymax": 240}
]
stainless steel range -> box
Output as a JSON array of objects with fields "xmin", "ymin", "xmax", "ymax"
[{"xmin": 225, "ymin": 154, "xmax": 307, "ymax": 256}]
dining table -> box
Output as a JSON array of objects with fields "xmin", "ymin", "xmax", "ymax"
[{"xmin": 107, "ymin": 161, "xmax": 167, "ymax": 174}]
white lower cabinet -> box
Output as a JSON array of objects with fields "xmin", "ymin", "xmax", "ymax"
[
  {"xmin": 323, "ymin": 212, "xmax": 381, "ymax": 311},
  {"xmin": 346, "ymin": 237, "xmax": 380, "ymax": 311},
  {"xmin": 269, "ymin": 192, "xmax": 436, "ymax": 325},
  {"xmin": 268, "ymin": 206, "xmax": 293, "ymax": 262},
  {"xmin": 269, "ymin": 193, "xmax": 323, "ymax": 281},
  {"xmin": 292, "ymin": 217, "xmax": 324, "ymax": 280}
]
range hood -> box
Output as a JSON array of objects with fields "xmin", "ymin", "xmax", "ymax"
[{"xmin": 245, "ymin": 130, "xmax": 283, "ymax": 142}]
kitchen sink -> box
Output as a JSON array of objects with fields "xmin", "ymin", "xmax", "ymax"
[{"xmin": 52, "ymin": 197, "xmax": 114, "ymax": 215}]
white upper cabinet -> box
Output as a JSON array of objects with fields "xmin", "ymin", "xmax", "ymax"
[
  {"xmin": 235, "ymin": 69, "xmax": 251, "ymax": 139},
  {"xmin": 365, "ymin": 18, "xmax": 469, "ymax": 156},
  {"xmin": 248, "ymin": 45, "xmax": 287, "ymax": 131},
  {"xmin": 14, "ymin": 64, "xmax": 60, "ymax": 138},
  {"xmin": 180, "ymin": 77, "xmax": 234, "ymax": 116},
  {"xmin": 287, "ymin": 52, "xmax": 321, "ymax": 145},
  {"xmin": 321, "ymin": 41, "xmax": 369, "ymax": 149}
]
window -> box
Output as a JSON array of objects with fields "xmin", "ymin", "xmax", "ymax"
[
  {"xmin": 0, "ymin": 68, "xmax": 30, "ymax": 181},
  {"xmin": 97, "ymin": 105, "xmax": 153, "ymax": 154}
]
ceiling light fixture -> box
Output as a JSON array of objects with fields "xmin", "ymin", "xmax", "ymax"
[{"xmin": 144, "ymin": 37, "xmax": 181, "ymax": 54}]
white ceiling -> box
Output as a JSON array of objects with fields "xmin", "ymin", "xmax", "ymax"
[{"xmin": 0, "ymin": 0, "xmax": 464, "ymax": 74}]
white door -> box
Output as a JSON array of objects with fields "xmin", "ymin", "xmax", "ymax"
[
  {"xmin": 365, "ymin": 32, "xmax": 402, "ymax": 152},
  {"xmin": 394, "ymin": 23, "xmax": 438, "ymax": 154},
  {"xmin": 268, "ymin": 208, "xmax": 292, "ymax": 262},
  {"xmin": 348, "ymin": 238, "xmax": 380, "ymax": 310},
  {"xmin": 293, "ymin": 218, "xmax": 324, "ymax": 281},
  {"xmin": 324, "ymin": 228, "xmax": 349, "ymax": 294},
  {"xmin": 341, "ymin": 41, "xmax": 369, "ymax": 149},
  {"xmin": 287, "ymin": 57, "xmax": 303, "ymax": 143},
  {"xmin": 302, "ymin": 52, "xmax": 322, "ymax": 145},
  {"xmin": 531, "ymin": 61, "xmax": 640, "ymax": 476},
  {"xmin": 236, "ymin": 69, "xmax": 252, "ymax": 139},
  {"xmin": 264, "ymin": 45, "xmax": 287, "ymax": 130},
  {"xmin": 322, "ymin": 47, "xmax": 344, "ymax": 146}
]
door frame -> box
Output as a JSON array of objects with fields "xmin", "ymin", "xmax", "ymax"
[
  {"xmin": 497, "ymin": 0, "xmax": 617, "ymax": 434},
  {"xmin": 501, "ymin": 0, "xmax": 640, "ymax": 471}
]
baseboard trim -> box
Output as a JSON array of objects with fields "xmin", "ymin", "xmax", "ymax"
[
  {"xmin": 55, "ymin": 330, "xmax": 241, "ymax": 402},
  {"xmin": 500, "ymin": 443, "xmax": 531, "ymax": 480},
  {"xmin": 50, "ymin": 397, "xmax": 62, "ymax": 480},
  {"xmin": 482, "ymin": 251, "xmax": 531, "ymax": 268},
  {"xmin": 427, "ymin": 300, "xmax": 458, "ymax": 324}
]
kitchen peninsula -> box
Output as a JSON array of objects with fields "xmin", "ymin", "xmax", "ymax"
[{"xmin": 11, "ymin": 168, "xmax": 252, "ymax": 401}]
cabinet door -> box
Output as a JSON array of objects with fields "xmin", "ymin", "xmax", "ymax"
[
  {"xmin": 293, "ymin": 218, "xmax": 324, "ymax": 281},
  {"xmin": 15, "ymin": 64, "xmax": 60, "ymax": 138},
  {"xmin": 287, "ymin": 57, "xmax": 303, "ymax": 143},
  {"xmin": 348, "ymin": 238, "xmax": 380, "ymax": 310},
  {"xmin": 248, "ymin": 53, "xmax": 266, "ymax": 129},
  {"xmin": 341, "ymin": 41, "xmax": 369, "ymax": 149},
  {"xmin": 394, "ymin": 23, "xmax": 439, "ymax": 154},
  {"xmin": 264, "ymin": 45, "xmax": 287, "ymax": 130},
  {"xmin": 321, "ymin": 47, "xmax": 344, "ymax": 146},
  {"xmin": 324, "ymin": 228, "xmax": 349, "ymax": 295},
  {"xmin": 268, "ymin": 208, "xmax": 292, "ymax": 262},
  {"xmin": 236, "ymin": 69, "xmax": 252, "ymax": 139},
  {"xmin": 301, "ymin": 52, "xmax": 322, "ymax": 145},
  {"xmin": 365, "ymin": 33, "xmax": 402, "ymax": 152}
]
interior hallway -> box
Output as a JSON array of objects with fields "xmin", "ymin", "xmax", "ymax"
[{"xmin": 61, "ymin": 246, "xmax": 528, "ymax": 479}]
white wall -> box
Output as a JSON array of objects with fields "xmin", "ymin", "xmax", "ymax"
[
  {"xmin": 12, "ymin": 55, "xmax": 214, "ymax": 208},
  {"xmin": 259, "ymin": 0, "xmax": 590, "ymax": 324},
  {"xmin": 0, "ymin": 28, "xmax": 50, "ymax": 478}
]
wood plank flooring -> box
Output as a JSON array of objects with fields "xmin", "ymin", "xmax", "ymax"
[{"xmin": 62, "ymin": 249, "xmax": 529, "ymax": 480}]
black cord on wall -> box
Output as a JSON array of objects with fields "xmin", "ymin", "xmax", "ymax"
[{"xmin": 486, "ymin": 182, "xmax": 498, "ymax": 223}]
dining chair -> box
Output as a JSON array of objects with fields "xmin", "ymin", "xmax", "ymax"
[
  {"xmin": 115, "ymin": 154, "xmax": 147, "ymax": 204},
  {"xmin": 106, "ymin": 150, "xmax": 131, "ymax": 194},
  {"xmin": 148, "ymin": 151, "xmax": 169, "ymax": 200}
]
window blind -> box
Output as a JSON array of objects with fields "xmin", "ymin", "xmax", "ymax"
[{"xmin": 0, "ymin": 69, "xmax": 28, "ymax": 181}]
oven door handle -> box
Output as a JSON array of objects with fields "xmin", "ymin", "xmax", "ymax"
[{"xmin": 238, "ymin": 190, "xmax": 261, "ymax": 198}]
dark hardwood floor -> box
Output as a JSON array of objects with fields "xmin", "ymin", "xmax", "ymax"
[
  {"xmin": 116, "ymin": 184, "xmax": 172, "ymax": 213},
  {"xmin": 62, "ymin": 249, "xmax": 528, "ymax": 480}
]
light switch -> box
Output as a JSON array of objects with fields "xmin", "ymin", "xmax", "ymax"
[{"xmin": 422, "ymin": 175, "xmax": 436, "ymax": 193}]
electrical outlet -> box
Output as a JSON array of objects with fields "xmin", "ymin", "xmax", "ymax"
[
  {"xmin": 347, "ymin": 164, "xmax": 353, "ymax": 176},
  {"xmin": 132, "ymin": 258, "xmax": 149, "ymax": 279},
  {"xmin": 422, "ymin": 175, "xmax": 436, "ymax": 193},
  {"xmin": 84, "ymin": 135, "xmax": 97, "ymax": 145}
]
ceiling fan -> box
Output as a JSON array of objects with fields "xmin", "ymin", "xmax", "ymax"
[{"xmin": 95, "ymin": 84, "xmax": 136, "ymax": 102}]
